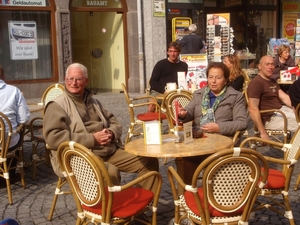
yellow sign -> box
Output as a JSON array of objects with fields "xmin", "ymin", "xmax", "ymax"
[{"xmin": 282, "ymin": 13, "xmax": 298, "ymax": 39}]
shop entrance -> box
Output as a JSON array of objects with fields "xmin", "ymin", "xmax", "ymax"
[{"xmin": 70, "ymin": 3, "xmax": 126, "ymax": 93}]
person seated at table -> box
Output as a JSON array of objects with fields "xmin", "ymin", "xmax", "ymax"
[
  {"xmin": 0, "ymin": 65, "xmax": 30, "ymax": 183},
  {"xmin": 147, "ymin": 41, "xmax": 188, "ymax": 112},
  {"xmin": 247, "ymin": 55, "xmax": 298, "ymax": 141},
  {"xmin": 222, "ymin": 54, "xmax": 246, "ymax": 91},
  {"xmin": 177, "ymin": 62, "xmax": 248, "ymax": 183},
  {"xmin": 288, "ymin": 78, "xmax": 300, "ymax": 109},
  {"xmin": 43, "ymin": 63, "xmax": 159, "ymax": 191},
  {"xmin": 272, "ymin": 44, "xmax": 298, "ymax": 81}
]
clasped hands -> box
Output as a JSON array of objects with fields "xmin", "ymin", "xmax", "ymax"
[{"xmin": 93, "ymin": 128, "xmax": 114, "ymax": 146}]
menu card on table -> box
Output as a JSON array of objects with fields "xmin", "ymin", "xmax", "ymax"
[
  {"xmin": 183, "ymin": 121, "xmax": 193, "ymax": 144},
  {"xmin": 143, "ymin": 121, "xmax": 162, "ymax": 145}
]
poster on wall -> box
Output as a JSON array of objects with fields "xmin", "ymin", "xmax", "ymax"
[
  {"xmin": 282, "ymin": 13, "xmax": 298, "ymax": 40},
  {"xmin": 180, "ymin": 54, "xmax": 208, "ymax": 91},
  {"xmin": 153, "ymin": 0, "xmax": 165, "ymax": 17},
  {"xmin": 8, "ymin": 21, "xmax": 38, "ymax": 60}
]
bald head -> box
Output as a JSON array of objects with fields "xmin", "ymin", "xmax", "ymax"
[{"xmin": 258, "ymin": 55, "xmax": 275, "ymax": 78}]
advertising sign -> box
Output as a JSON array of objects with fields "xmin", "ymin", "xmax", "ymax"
[
  {"xmin": 8, "ymin": 21, "xmax": 38, "ymax": 60},
  {"xmin": 282, "ymin": 13, "xmax": 298, "ymax": 39},
  {"xmin": 153, "ymin": 0, "xmax": 165, "ymax": 17},
  {"xmin": 180, "ymin": 54, "xmax": 208, "ymax": 91},
  {"xmin": 207, "ymin": 13, "xmax": 230, "ymax": 26}
]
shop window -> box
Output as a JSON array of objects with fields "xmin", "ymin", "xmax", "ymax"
[{"xmin": 0, "ymin": 11, "xmax": 52, "ymax": 81}]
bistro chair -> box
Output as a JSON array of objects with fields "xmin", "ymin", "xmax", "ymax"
[
  {"xmin": 244, "ymin": 86, "xmax": 290, "ymax": 145},
  {"xmin": 294, "ymin": 103, "xmax": 300, "ymax": 191},
  {"xmin": 0, "ymin": 112, "xmax": 26, "ymax": 204},
  {"xmin": 57, "ymin": 141, "xmax": 162, "ymax": 225},
  {"xmin": 240, "ymin": 126, "xmax": 300, "ymax": 225},
  {"xmin": 167, "ymin": 147, "xmax": 269, "ymax": 225},
  {"xmin": 27, "ymin": 83, "xmax": 64, "ymax": 179},
  {"xmin": 121, "ymin": 83, "xmax": 167, "ymax": 144},
  {"xmin": 163, "ymin": 90, "xmax": 193, "ymax": 134}
]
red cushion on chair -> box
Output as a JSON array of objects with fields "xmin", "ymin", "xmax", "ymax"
[
  {"xmin": 262, "ymin": 168, "xmax": 285, "ymax": 189},
  {"xmin": 137, "ymin": 112, "xmax": 167, "ymax": 121},
  {"xmin": 81, "ymin": 187, "xmax": 154, "ymax": 218},
  {"xmin": 184, "ymin": 188, "xmax": 244, "ymax": 217}
]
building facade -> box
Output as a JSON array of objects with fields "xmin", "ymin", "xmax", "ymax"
[{"xmin": 0, "ymin": 0, "xmax": 298, "ymax": 97}]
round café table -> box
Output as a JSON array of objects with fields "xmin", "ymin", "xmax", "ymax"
[{"xmin": 125, "ymin": 133, "xmax": 233, "ymax": 194}]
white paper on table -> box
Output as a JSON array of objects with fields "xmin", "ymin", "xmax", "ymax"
[
  {"xmin": 143, "ymin": 120, "xmax": 162, "ymax": 145},
  {"xmin": 183, "ymin": 121, "xmax": 194, "ymax": 144}
]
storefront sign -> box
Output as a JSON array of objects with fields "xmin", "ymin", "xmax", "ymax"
[
  {"xmin": 2, "ymin": 0, "xmax": 46, "ymax": 6},
  {"xmin": 282, "ymin": 2, "xmax": 300, "ymax": 12},
  {"xmin": 86, "ymin": 1, "xmax": 108, "ymax": 6},
  {"xmin": 282, "ymin": 13, "xmax": 298, "ymax": 39},
  {"xmin": 8, "ymin": 21, "xmax": 38, "ymax": 60}
]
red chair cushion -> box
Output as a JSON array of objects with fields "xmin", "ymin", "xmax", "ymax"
[
  {"xmin": 81, "ymin": 187, "xmax": 154, "ymax": 218},
  {"xmin": 137, "ymin": 112, "xmax": 167, "ymax": 121},
  {"xmin": 262, "ymin": 168, "xmax": 285, "ymax": 189},
  {"xmin": 184, "ymin": 188, "xmax": 244, "ymax": 217}
]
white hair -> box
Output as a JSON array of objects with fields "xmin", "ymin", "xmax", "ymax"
[
  {"xmin": 189, "ymin": 24, "xmax": 197, "ymax": 33},
  {"xmin": 66, "ymin": 63, "xmax": 88, "ymax": 78}
]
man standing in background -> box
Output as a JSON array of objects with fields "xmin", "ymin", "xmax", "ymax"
[{"xmin": 178, "ymin": 24, "xmax": 204, "ymax": 54}]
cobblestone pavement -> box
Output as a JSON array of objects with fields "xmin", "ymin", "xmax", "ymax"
[{"xmin": 0, "ymin": 92, "xmax": 299, "ymax": 225}]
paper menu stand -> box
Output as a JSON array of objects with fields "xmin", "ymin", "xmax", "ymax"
[
  {"xmin": 177, "ymin": 72, "xmax": 187, "ymax": 90},
  {"xmin": 143, "ymin": 120, "xmax": 162, "ymax": 145},
  {"xmin": 183, "ymin": 121, "xmax": 193, "ymax": 144}
]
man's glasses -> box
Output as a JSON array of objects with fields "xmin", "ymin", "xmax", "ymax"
[{"xmin": 65, "ymin": 77, "xmax": 86, "ymax": 84}]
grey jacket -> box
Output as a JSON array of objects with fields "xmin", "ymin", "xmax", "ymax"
[{"xmin": 182, "ymin": 86, "xmax": 248, "ymax": 136}]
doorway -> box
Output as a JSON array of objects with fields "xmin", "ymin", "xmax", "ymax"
[{"xmin": 70, "ymin": 11, "xmax": 126, "ymax": 93}]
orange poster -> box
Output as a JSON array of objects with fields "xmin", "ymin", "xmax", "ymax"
[{"xmin": 282, "ymin": 13, "xmax": 298, "ymax": 39}]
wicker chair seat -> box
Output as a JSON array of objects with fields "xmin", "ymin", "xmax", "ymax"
[
  {"xmin": 181, "ymin": 188, "xmax": 245, "ymax": 217},
  {"xmin": 137, "ymin": 112, "xmax": 167, "ymax": 121},
  {"xmin": 262, "ymin": 168, "xmax": 285, "ymax": 189},
  {"xmin": 81, "ymin": 187, "xmax": 153, "ymax": 218}
]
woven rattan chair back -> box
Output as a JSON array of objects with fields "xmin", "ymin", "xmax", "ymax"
[
  {"xmin": 168, "ymin": 147, "xmax": 269, "ymax": 225},
  {"xmin": 57, "ymin": 141, "xmax": 162, "ymax": 225},
  {"xmin": 0, "ymin": 112, "xmax": 26, "ymax": 204},
  {"xmin": 161, "ymin": 89, "xmax": 193, "ymax": 113},
  {"xmin": 165, "ymin": 91, "xmax": 192, "ymax": 133},
  {"xmin": 41, "ymin": 83, "xmax": 65, "ymax": 107}
]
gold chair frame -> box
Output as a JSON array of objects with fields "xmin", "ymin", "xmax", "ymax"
[
  {"xmin": 0, "ymin": 112, "xmax": 26, "ymax": 204},
  {"xmin": 27, "ymin": 83, "xmax": 64, "ymax": 179},
  {"xmin": 240, "ymin": 126, "xmax": 300, "ymax": 225},
  {"xmin": 121, "ymin": 83, "xmax": 165, "ymax": 144},
  {"xmin": 57, "ymin": 141, "xmax": 162, "ymax": 225},
  {"xmin": 168, "ymin": 147, "xmax": 269, "ymax": 225}
]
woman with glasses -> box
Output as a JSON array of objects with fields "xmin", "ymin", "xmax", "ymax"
[
  {"xmin": 222, "ymin": 54, "xmax": 246, "ymax": 91},
  {"xmin": 272, "ymin": 44, "xmax": 298, "ymax": 81}
]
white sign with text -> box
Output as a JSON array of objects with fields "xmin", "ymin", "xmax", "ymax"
[{"xmin": 8, "ymin": 21, "xmax": 38, "ymax": 60}]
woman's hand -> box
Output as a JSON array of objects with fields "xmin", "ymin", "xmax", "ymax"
[
  {"xmin": 201, "ymin": 122, "xmax": 220, "ymax": 133},
  {"xmin": 178, "ymin": 102, "xmax": 187, "ymax": 118}
]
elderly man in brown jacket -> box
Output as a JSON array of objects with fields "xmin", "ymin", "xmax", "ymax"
[{"xmin": 43, "ymin": 63, "xmax": 159, "ymax": 191}]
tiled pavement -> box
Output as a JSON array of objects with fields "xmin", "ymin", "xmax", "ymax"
[{"xmin": 0, "ymin": 92, "xmax": 299, "ymax": 225}]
